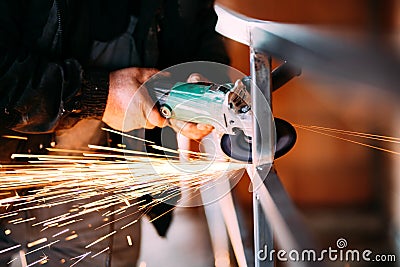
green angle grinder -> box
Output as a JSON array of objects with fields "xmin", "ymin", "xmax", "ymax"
[{"xmin": 154, "ymin": 78, "xmax": 296, "ymax": 163}]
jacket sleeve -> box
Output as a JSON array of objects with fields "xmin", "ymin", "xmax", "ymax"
[{"xmin": 0, "ymin": 1, "xmax": 109, "ymax": 134}]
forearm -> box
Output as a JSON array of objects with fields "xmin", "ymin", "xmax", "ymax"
[
  {"xmin": 0, "ymin": 54, "xmax": 111, "ymax": 133},
  {"xmin": 0, "ymin": 0, "xmax": 111, "ymax": 133},
  {"xmin": 75, "ymin": 70, "xmax": 109, "ymax": 119}
]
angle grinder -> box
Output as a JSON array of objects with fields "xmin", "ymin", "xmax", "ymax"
[{"xmin": 154, "ymin": 77, "xmax": 296, "ymax": 163}]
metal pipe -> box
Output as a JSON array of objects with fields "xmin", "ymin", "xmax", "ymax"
[{"xmin": 250, "ymin": 47, "xmax": 274, "ymax": 267}]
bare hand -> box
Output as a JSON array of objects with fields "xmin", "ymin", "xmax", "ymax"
[
  {"xmin": 102, "ymin": 67, "xmax": 167, "ymax": 132},
  {"xmin": 169, "ymin": 119, "xmax": 214, "ymax": 140},
  {"xmin": 168, "ymin": 73, "xmax": 214, "ymax": 140}
]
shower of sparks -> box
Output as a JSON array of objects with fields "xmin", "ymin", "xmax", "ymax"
[
  {"xmin": 294, "ymin": 124, "xmax": 400, "ymax": 156},
  {"xmin": 2, "ymin": 124, "xmax": 398, "ymax": 266},
  {"xmin": 0, "ymin": 130, "xmax": 246, "ymax": 266}
]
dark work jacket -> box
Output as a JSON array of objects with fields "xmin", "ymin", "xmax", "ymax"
[
  {"xmin": 0, "ymin": 1, "xmax": 229, "ymax": 266},
  {"xmin": 0, "ymin": 0, "xmax": 229, "ymax": 134}
]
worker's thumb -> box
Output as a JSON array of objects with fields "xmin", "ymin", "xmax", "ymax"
[{"xmin": 146, "ymin": 106, "xmax": 167, "ymax": 128}]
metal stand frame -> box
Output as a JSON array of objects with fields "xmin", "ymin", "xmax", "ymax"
[
  {"xmin": 249, "ymin": 49, "xmax": 274, "ymax": 267},
  {"xmin": 213, "ymin": 5, "xmax": 319, "ymax": 267},
  {"xmin": 248, "ymin": 48, "xmax": 311, "ymax": 267}
]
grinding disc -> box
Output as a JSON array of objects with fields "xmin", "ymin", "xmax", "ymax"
[
  {"xmin": 220, "ymin": 131, "xmax": 252, "ymax": 163},
  {"xmin": 220, "ymin": 118, "xmax": 297, "ymax": 163}
]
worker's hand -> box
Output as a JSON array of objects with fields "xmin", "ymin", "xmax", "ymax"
[
  {"xmin": 169, "ymin": 119, "xmax": 214, "ymax": 141},
  {"xmin": 102, "ymin": 67, "xmax": 167, "ymax": 132},
  {"xmin": 168, "ymin": 73, "xmax": 214, "ymax": 140}
]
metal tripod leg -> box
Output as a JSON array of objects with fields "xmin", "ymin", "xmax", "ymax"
[
  {"xmin": 248, "ymin": 49, "xmax": 314, "ymax": 267},
  {"xmin": 249, "ymin": 49, "xmax": 274, "ymax": 267}
]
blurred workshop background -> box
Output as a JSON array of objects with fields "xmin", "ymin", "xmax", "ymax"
[{"xmin": 139, "ymin": 1, "xmax": 400, "ymax": 266}]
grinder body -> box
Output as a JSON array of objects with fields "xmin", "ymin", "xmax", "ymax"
[
  {"xmin": 156, "ymin": 78, "xmax": 254, "ymax": 162},
  {"xmin": 158, "ymin": 79, "xmax": 252, "ymax": 136}
]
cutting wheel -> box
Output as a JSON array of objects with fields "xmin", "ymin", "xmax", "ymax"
[
  {"xmin": 220, "ymin": 130, "xmax": 253, "ymax": 163},
  {"xmin": 220, "ymin": 118, "xmax": 297, "ymax": 163},
  {"xmin": 274, "ymin": 118, "xmax": 297, "ymax": 159}
]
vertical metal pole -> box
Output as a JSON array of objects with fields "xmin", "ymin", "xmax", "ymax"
[{"xmin": 250, "ymin": 47, "xmax": 274, "ymax": 267}]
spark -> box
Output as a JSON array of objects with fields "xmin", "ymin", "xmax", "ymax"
[
  {"xmin": 147, "ymin": 206, "xmax": 176, "ymax": 224},
  {"xmin": 0, "ymin": 212, "xmax": 18, "ymax": 219},
  {"xmin": 25, "ymin": 240, "xmax": 60, "ymax": 256},
  {"xmin": 295, "ymin": 124, "xmax": 400, "ymax": 156},
  {"xmin": 52, "ymin": 229, "xmax": 70, "ymax": 238},
  {"xmin": 70, "ymin": 252, "xmax": 91, "ymax": 267},
  {"xmin": 91, "ymin": 247, "xmax": 110, "ymax": 258},
  {"xmin": 7, "ymin": 258, "xmax": 18, "ymax": 265},
  {"xmin": 32, "ymin": 213, "xmax": 71, "ymax": 227},
  {"xmin": 0, "ymin": 244, "xmax": 21, "ymax": 254},
  {"xmin": 65, "ymin": 234, "xmax": 78, "ymax": 241},
  {"xmin": 2, "ymin": 135, "xmax": 28, "ymax": 140},
  {"xmin": 11, "ymin": 154, "xmax": 98, "ymax": 160},
  {"xmin": 12, "ymin": 217, "xmax": 36, "ymax": 225},
  {"xmin": 26, "ymin": 255, "xmax": 49, "ymax": 267},
  {"xmin": 58, "ymin": 220, "xmax": 83, "ymax": 228},
  {"xmin": 293, "ymin": 124, "xmax": 400, "ymax": 143},
  {"xmin": 27, "ymin": 238, "xmax": 48, "ymax": 248},
  {"xmin": 87, "ymin": 144, "xmax": 178, "ymax": 158},
  {"xmin": 8, "ymin": 218, "xmax": 23, "ymax": 224},
  {"xmin": 120, "ymin": 219, "xmax": 139, "ymax": 230},
  {"xmin": 95, "ymin": 209, "xmax": 143, "ymax": 231},
  {"xmin": 127, "ymin": 235, "xmax": 133, "ymax": 246},
  {"xmin": 85, "ymin": 231, "xmax": 117, "ymax": 249}
]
